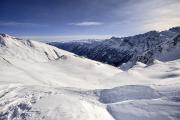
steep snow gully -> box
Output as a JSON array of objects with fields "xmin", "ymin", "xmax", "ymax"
[{"xmin": 0, "ymin": 33, "xmax": 180, "ymax": 120}]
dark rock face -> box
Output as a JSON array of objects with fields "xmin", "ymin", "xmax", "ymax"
[{"xmin": 49, "ymin": 27, "xmax": 180, "ymax": 69}]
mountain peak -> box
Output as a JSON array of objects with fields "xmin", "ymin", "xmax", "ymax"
[
  {"xmin": 110, "ymin": 36, "xmax": 120, "ymax": 39},
  {"xmin": 169, "ymin": 26, "xmax": 180, "ymax": 33},
  {"xmin": 0, "ymin": 33, "xmax": 12, "ymax": 38},
  {"xmin": 0, "ymin": 34, "xmax": 75, "ymax": 62},
  {"xmin": 0, "ymin": 34, "xmax": 8, "ymax": 47}
]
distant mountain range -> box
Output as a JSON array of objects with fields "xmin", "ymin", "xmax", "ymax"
[{"xmin": 49, "ymin": 27, "xmax": 180, "ymax": 70}]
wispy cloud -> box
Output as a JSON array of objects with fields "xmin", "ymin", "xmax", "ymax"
[
  {"xmin": 68, "ymin": 21, "xmax": 103, "ymax": 26},
  {"xmin": 0, "ymin": 21, "xmax": 47, "ymax": 27},
  {"xmin": 112, "ymin": 0, "xmax": 180, "ymax": 31}
]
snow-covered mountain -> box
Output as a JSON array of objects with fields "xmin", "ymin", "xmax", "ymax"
[
  {"xmin": 0, "ymin": 34, "xmax": 180, "ymax": 120},
  {"xmin": 0, "ymin": 33, "xmax": 120, "ymax": 89},
  {"xmin": 49, "ymin": 27, "xmax": 180, "ymax": 70}
]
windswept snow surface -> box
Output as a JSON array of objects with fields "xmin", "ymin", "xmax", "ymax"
[{"xmin": 0, "ymin": 34, "xmax": 180, "ymax": 120}]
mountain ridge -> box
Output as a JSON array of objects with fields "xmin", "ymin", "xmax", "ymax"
[{"xmin": 49, "ymin": 27, "xmax": 180, "ymax": 70}]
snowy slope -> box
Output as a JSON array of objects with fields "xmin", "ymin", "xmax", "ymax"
[
  {"xmin": 0, "ymin": 34, "xmax": 120, "ymax": 89},
  {"xmin": 0, "ymin": 34, "xmax": 180, "ymax": 120}
]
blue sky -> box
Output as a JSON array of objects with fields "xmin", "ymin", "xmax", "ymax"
[{"xmin": 0, "ymin": 0, "xmax": 180, "ymax": 41}]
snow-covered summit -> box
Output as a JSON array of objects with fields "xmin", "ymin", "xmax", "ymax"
[
  {"xmin": 0, "ymin": 34, "xmax": 75, "ymax": 62},
  {"xmin": 0, "ymin": 33, "xmax": 12, "ymax": 38}
]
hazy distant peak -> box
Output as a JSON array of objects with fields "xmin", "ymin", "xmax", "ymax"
[{"xmin": 169, "ymin": 26, "xmax": 180, "ymax": 33}]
